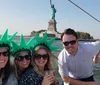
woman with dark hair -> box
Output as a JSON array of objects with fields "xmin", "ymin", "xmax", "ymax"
[
  {"xmin": 19, "ymin": 32, "xmax": 59, "ymax": 85},
  {"xmin": 0, "ymin": 29, "xmax": 17, "ymax": 85}
]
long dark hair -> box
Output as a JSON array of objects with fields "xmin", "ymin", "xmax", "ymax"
[{"xmin": 0, "ymin": 51, "xmax": 11, "ymax": 85}]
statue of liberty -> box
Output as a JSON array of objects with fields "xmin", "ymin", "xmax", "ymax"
[{"xmin": 50, "ymin": 0, "xmax": 56, "ymax": 20}]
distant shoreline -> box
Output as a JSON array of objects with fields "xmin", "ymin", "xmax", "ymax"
[
  {"xmin": 0, "ymin": 35, "xmax": 99, "ymax": 41},
  {"xmin": 12, "ymin": 36, "xmax": 99, "ymax": 41}
]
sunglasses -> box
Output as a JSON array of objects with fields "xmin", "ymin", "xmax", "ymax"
[
  {"xmin": 63, "ymin": 40, "xmax": 77, "ymax": 46},
  {"xmin": 0, "ymin": 51, "xmax": 9, "ymax": 57},
  {"xmin": 15, "ymin": 55, "xmax": 31, "ymax": 61},
  {"xmin": 34, "ymin": 54, "xmax": 49, "ymax": 60}
]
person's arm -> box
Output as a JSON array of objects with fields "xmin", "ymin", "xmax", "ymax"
[
  {"xmin": 62, "ymin": 76, "xmax": 98, "ymax": 85},
  {"xmin": 83, "ymin": 41, "xmax": 100, "ymax": 56},
  {"xmin": 93, "ymin": 51, "xmax": 100, "ymax": 64}
]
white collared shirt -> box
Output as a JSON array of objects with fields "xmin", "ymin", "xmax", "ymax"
[{"xmin": 58, "ymin": 41, "xmax": 100, "ymax": 79}]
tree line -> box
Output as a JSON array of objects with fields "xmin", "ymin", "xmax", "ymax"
[
  {"xmin": 76, "ymin": 31, "xmax": 93, "ymax": 39},
  {"xmin": 30, "ymin": 30, "xmax": 94, "ymax": 39}
]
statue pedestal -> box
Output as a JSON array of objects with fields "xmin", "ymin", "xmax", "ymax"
[{"xmin": 48, "ymin": 19, "xmax": 57, "ymax": 32}]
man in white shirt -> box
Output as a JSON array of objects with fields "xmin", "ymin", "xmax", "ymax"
[{"xmin": 58, "ymin": 28, "xmax": 100, "ymax": 85}]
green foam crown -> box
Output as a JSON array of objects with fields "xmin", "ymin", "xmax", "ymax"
[
  {"xmin": 11, "ymin": 34, "xmax": 33, "ymax": 56},
  {"xmin": 0, "ymin": 29, "xmax": 17, "ymax": 49},
  {"xmin": 31, "ymin": 32, "xmax": 59, "ymax": 52}
]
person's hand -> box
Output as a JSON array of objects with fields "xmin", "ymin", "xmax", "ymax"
[{"xmin": 42, "ymin": 74, "xmax": 55, "ymax": 85}]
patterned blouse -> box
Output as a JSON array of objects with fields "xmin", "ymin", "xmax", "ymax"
[{"xmin": 19, "ymin": 68, "xmax": 43, "ymax": 85}]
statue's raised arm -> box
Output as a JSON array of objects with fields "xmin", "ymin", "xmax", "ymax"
[
  {"xmin": 50, "ymin": 0, "xmax": 56, "ymax": 20},
  {"xmin": 50, "ymin": 0, "xmax": 52, "ymax": 7}
]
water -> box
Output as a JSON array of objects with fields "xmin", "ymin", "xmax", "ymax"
[
  {"xmin": 93, "ymin": 61, "xmax": 100, "ymax": 84},
  {"xmin": 14, "ymin": 37, "xmax": 100, "ymax": 84}
]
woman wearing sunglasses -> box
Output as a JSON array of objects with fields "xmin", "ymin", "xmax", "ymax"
[
  {"xmin": 19, "ymin": 32, "xmax": 59, "ymax": 85},
  {"xmin": 6, "ymin": 35, "xmax": 33, "ymax": 85},
  {"xmin": 0, "ymin": 29, "xmax": 17, "ymax": 85}
]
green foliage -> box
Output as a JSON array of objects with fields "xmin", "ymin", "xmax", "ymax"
[{"xmin": 76, "ymin": 31, "xmax": 93, "ymax": 39}]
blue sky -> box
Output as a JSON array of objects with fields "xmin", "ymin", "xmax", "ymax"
[{"xmin": 0, "ymin": 0, "xmax": 100, "ymax": 39}]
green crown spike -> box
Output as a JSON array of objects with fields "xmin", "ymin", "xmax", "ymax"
[
  {"xmin": 35, "ymin": 33, "xmax": 41, "ymax": 42},
  {"xmin": 1, "ymin": 29, "xmax": 8, "ymax": 41},
  {"xmin": 9, "ymin": 32, "xmax": 17, "ymax": 41},
  {"xmin": 20, "ymin": 34, "xmax": 26, "ymax": 46},
  {"xmin": 42, "ymin": 32, "xmax": 47, "ymax": 41},
  {"xmin": 11, "ymin": 34, "xmax": 33, "ymax": 56},
  {"xmin": 48, "ymin": 37, "xmax": 56, "ymax": 45},
  {"xmin": 0, "ymin": 29, "xmax": 17, "ymax": 49},
  {"xmin": 32, "ymin": 32, "xmax": 59, "ymax": 52},
  {"xmin": 12, "ymin": 41, "xmax": 18, "ymax": 48},
  {"xmin": 27, "ymin": 37, "xmax": 34, "ymax": 46}
]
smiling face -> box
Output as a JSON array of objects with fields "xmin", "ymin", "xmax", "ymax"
[
  {"xmin": 0, "ymin": 48, "xmax": 9, "ymax": 69},
  {"xmin": 15, "ymin": 51, "xmax": 31, "ymax": 71},
  {"xmin": 34, "ymin": 49, "xmax": 48, "ymax": 70},
  {"xmin": 62, "ymin": 34, "xmax": 78, "ymax": 55}
]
